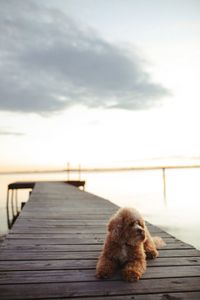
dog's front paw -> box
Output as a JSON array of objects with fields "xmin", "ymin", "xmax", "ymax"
[
  {"xmin": 96, "ymin": 270, "xmax": 111, "ymax": 279},
  {"xmin": 146, "ymin": 249, "xmax": 159, "ymax": 259},
  {"xmin": 96, "ymin": 266, "xmax": 114, "ymax": 279},
  {"xmin": 96, "ymin": 257, "xmax": 117, "ymax": 279},
  {"xmin": 122, "ymin": 268, "xmax": 141, "ymax": 282}
]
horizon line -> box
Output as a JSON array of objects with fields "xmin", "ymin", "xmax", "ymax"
[{"xmin": 1, "ymin": 164, "xmax": 200, "ymax": 175}]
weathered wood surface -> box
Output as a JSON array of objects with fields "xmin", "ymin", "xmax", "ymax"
[{"xmin": 0, "ymin": 182, "xmax": 200, "ymax": 300}]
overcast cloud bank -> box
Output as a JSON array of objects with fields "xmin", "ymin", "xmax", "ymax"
[{"xmin": 0, "ymin": 0, "xmax": 169, "ymax": 115}]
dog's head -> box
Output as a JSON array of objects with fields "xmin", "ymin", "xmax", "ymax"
[{"xmin": 108, "ymin": 207, "xmax": 146, "ymax": 246}]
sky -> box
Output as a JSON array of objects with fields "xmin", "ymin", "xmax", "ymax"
[{"xmin": 0, "ymin": 0, "xmax": 200, "ymax": 170}]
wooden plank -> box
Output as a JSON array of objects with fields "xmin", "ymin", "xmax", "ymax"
[
  {"xmin": 9, "ymin": 227, "xmax": 170, "ymax": 236},
  {"xmin": 1, "ymin": 266, "xmax": 200, "ymax": 284},
  {"xmin": 0, "ymin": 277, "xmax": 200, "ymax": 299},
  {"xmin": 0, "ymin": 241, "xmax": 194, "ymax": 251},
  {"xmin": 12, "ymin": 221, "xmax": 162, "ymax": 228},
  {"xmin": 64, "ymin": 292, "xmax": 200, "ymax": 300},
  {"xmin": 19, "ymin": 213, "xmax": 116, "ymax": 220},
  {"xmin": 3, "ymin": 237, "xmax": 106, "ymax": 244},
  {"xmin": 0, "ymin": 249, "xmax": 199, "ymax": 261},
  {"xmin": 13, "ymin": 219, "xmax": 109, "ymax": 226},
  {"xmin": 0, "ymin": 257, "xmax": 200, "ymax": 272},
  {"xmin": 1, "ymin": 236, "xmax": 183, "ymax": 245},
  {"xmin": 6, "ymin": 231, "xmax": 172, "ymax": 239}
]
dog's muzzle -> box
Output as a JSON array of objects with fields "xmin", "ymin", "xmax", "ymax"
[{"xmin": 134, "ymin": 224, "xmax": 145, "ymax": 238}]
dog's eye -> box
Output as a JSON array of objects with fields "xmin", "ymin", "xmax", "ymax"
[
  {"xmin": 138, "ymin": 221, "xmax": 144, "ymax": 228},
  {"xmin": 129, "ymin": 222, "xmax": 135, "ymax": 227}
]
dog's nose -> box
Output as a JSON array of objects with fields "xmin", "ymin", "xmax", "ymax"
[
  {"xmin": 137, "ymin": 228, "xmax": 145, "ymax": 237},
  {"xmin": 134, "ymin": 224, "xmax": 145, "ymax": 236}
]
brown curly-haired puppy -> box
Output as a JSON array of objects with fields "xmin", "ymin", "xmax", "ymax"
[{"xmin": 96, "ymin": 207, "xmax": 165, "ymax": 282}]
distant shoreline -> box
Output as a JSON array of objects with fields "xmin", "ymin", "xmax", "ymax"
[{"xmin": 1, "ymin": 164, "xmax": 200, "ymax": 175}]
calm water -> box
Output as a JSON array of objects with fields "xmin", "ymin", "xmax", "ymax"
[{"xmin": 0, "ymin": 169, "xmax": 200, "ymax": 249}]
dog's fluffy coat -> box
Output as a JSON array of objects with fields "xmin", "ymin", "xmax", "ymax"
[{"xmin": 96, "ymin": 207, "xmax": 165, "ymax": 281}]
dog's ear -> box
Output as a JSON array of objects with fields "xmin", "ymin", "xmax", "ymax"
[{"xmin": 108, "ymin": 215, "xmax": 122, "ymax": 241}]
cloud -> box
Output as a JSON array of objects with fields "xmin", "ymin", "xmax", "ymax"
[
  {"xmin": 0, "ymin": 130, "xmax": 24, "ymax": 136},
  {"xmin": 0, "ymin": 0, "xmax": 169, "ymax": 115}
]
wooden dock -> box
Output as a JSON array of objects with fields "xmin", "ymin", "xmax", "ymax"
[{"xmin": 0, "ymin": 182, "xmax": 200, "ymax": 299}]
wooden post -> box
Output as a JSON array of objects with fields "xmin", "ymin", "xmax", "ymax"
[
  {"xmin": 78, "ymin": 164, "xmax": 81, "ymax": 181},
  {"xmin": 67, "ymin": 162, "xmax": 70, "ymax": 181},
  {"xmin": 11, "ymin": 189, "xmax": 14, "ymax": 222},
  {"xmin": 162, "ymin": 168, "xmax": 167, "ymax": 206},
  {"xmin": 6, "ymin": 188, "xmax": 11, "ymax": 229},
  {"xmin": 15, "ymin": 189, "xmax": 19, "ymax": 214}
]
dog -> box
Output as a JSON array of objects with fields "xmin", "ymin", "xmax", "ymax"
[{"xmin": 96, "ymin": 207, "xmax": 165, "ymax": 281}]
